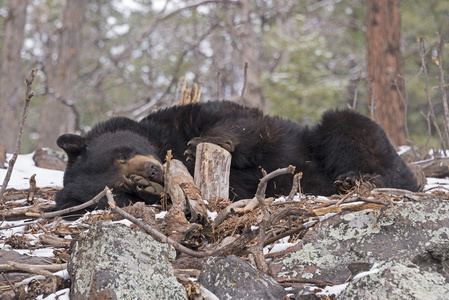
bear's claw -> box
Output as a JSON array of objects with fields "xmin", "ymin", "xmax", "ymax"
[
  {"xmin": 184, "ymin": 136, "xmax": 236, "ymax": 162},
  {"xmin": 123, "ymin": 174, "xmax": 164, "ymax": 201},
  {"xmin": 334, "ymin": 171, "xmax": 377, "ymax": 194}
]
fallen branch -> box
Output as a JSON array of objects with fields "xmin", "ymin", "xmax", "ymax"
[
  {"xmin": 107, "ymin": 187, "xmax": 260, "ymax": 258},
  {"xmin": 41, "ymin": 186, "xmax": 108, "ymax": 219},
  {"xmin": 0, "ymin": 203, "xmax": 55, "ymax": 218},
  {"xmin": 0, "ymin": 262, "xmax": 67, "ymax": 277},
  {"xmin": 0, "ymin": 68, "xmax": 39, "ymax": 203},
  {"xmin": 106, "ymin": 188, "xmax": 212, "ymax": 258},
  {"xmin": 252, "ymin": 165, "xmax": 296, "ymax": 274},
  {"xmin": 276, "ymin": 277, "xmax": 333, "ymax": 288},
  {"xmin": 371, "ymin": 188, "xmax": 423, "ymax": 201}
]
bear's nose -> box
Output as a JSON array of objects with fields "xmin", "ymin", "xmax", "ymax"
[{"xmin": 147, "ymin": 162, "xmax": 163, "ymax": 183}]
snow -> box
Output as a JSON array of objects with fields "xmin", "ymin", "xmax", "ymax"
[{"xmin": 0, "ymin": 153, "xmax": 64, "ymax": 189}]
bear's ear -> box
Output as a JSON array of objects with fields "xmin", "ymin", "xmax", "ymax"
[{"xmin": 57, "ymin": 134, "xmax": 87, "ymax": 159}]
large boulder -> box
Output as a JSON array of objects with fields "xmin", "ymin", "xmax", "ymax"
[
  {"xmin": 198, "ymin": 255, "xmax": 286, "ymax": 300},
  {"xmin": 338, "ymin": 259, "xmax": 449, "ymax": 299},
  {"xmin": 68, "ymin": 221, "xmax": 187, "ymax": 300},
  {"xmin": 270, "ymin": 199, "xmax": 449, "ymax": 298}
]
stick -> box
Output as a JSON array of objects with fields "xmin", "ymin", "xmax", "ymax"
[
  {"xmin": 0, "ymin": 68, "xmax": 39, "ymax": 203},
  {"xmin": 0, "ymin": 262, "xmax": 67, "ymax": 277},
  {"xmin": 252, "ymin": 165, "xmax": 296, "ymax": 274},
  {"xmin": 40, "ymin": 186, "xmax": 108, "ymax": 219},
  {"xmin": 106, "ymin": 188, "xmax": 213, "ymax": 258}
]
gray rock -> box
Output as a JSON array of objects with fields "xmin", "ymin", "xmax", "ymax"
[
  {"xmin": 270, "ymin": 199, "xmax": 449, "ymax": 297},
  {"xmin": 198, "ymin": 255, "xmax": 286, "ymax": 300},
  {"xmin": 338, "ymin": 259, "xmax": 449, "ymax": 300},
  {"xmin": 68, "ymin": 221, "xmax": 187, "ymax": 300}
]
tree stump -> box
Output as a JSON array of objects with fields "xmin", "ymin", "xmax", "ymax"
[{"xmin": 194, "ymin": 142, "xmax": 231, "ymax": 201}]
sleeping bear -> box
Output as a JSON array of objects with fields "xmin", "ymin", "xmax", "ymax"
[{"xmin": 55, "ymin": 100, "xmax": 421, "ymax": 211}]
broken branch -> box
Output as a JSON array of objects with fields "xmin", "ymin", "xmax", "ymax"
[{"xmin": 0, "ymin": 67, "xmax": 39, "ymax": 203}]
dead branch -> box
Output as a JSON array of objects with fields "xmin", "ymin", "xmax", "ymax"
[
  {"xmin": 39, "ymin": 235, "xmax": 71, "ymax": 248},
  {"xmin": 26, "ymin": 174, "xmax": 37, "ymax": 205},
  {"xmin": 0, "ymin": 203, "xmax": 55, "ymax": 218},
  {"xmin": 212, "ymin": 198, "xmax": 254, "ymax": 228},
  {"xmin": 213, "ymin": 166, "xmax": 296, "ymax": 228},
  {"xmin": 0, "ymin": 262, "xmax": 66, "ymax": 277},
  {"xmin": 106, "ymin": 188, "xmax": 212, "ymax": 258},
  {"xmin": 252, "ymin": 165, "xmax": 296, "ymax": 274},
  {"xmin": 276, "ymin": 277, "xmax": 333, "ymax": 289},
  {"xmin": 40, "ymin": 186, "xmax": 108, "ymax": 219},
  {"xmin": 286, "ymin": 172, "xmax": 302, "ymax": 201},
  {"xmin": 0, "ymin": 68, "xmax": 39, "ymax": 203},
  {"xmin": 165, "ymin": 158, "xmax": 208, "ymax": 223},
  {"xmin": 371, "ymin": 187, "xmax": 423, "ymax": 201},
  {"xmin": 255, "ymin": 165, "xmax": 296, "ymax": 215}
]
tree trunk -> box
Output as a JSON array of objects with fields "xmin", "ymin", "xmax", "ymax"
[
  {"xmin": 37, "ymin": 0, "xmax": 88, "ymax": 149},
  {"xmin": 237, "ymin": 0, "xmax": 265, "ymax": 111},
  {"xmin": 365, "ymin": 0, "xmax": 406, "ymax": 146},
  {"xmin": 0, "ymin": 0, "xmax": 29, "ymax": 153}
]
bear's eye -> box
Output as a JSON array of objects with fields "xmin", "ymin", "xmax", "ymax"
[{"xmin": 118, "ymin": 152, "xmax": 127, "ymax": 161}]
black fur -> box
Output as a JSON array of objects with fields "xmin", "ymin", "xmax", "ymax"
[{"xmin": 55, "ymin": 100, "xmax": 420, "ymax": 211}]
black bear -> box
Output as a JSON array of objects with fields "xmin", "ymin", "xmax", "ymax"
[{"xmin": 55, "ymin": 100, "xmax": 421, "ymax": 211}]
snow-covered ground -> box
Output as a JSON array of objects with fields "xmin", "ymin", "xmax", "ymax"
[{"xmin": 0, "ymin": 153, "xmax": 64, "ymax": 189}]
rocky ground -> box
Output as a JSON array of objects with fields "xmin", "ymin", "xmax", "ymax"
[{"xmin": 1, "ymin": 153, "xmax": 449, "ymax": 299}]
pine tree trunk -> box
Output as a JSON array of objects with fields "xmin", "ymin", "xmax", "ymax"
[
  {"xmin": 37, "ymin": 0, "xmax": 88, "ymax": 149},
  {"xmin": 365, "ymin": 0, "xmax": 406, "ymax": 146},
  {"xmin": 0, "ymin": 0, "xmax": 29, "ymax": 153}
]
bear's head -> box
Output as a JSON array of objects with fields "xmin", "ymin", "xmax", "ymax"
[{"xmin": 55, "ymin": 117, "xmax": 164, "ymax": 211}]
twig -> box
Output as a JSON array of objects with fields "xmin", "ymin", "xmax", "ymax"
[
  {"xmin": 255, "ymin": 165, "xmax": 296, "ymax": 215},
  {"xmin": 286, "ymin": 172, "xmax": 302, "ymax": 201},
  {"xmin": 263, "ymin": 226, "xmax": 305, "ymax": 248},
  {"xmin": 252, "ymin": 165, "xmax": 296, "ymax": 274},
  {"xmin": 0, "ymin": 68, "xmax": 39, "ymax": 203},
  {"xmin": 1, "ymin": 273, "xmax": 17, "ymax": 297},
  {"xmin": 40, "ymin": 186, "xmax": 108, "ymax": 219}
]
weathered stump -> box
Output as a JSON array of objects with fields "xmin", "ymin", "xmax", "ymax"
[{"xmin": 194, "ymin": 142, "xmax": 231, "ymax": 201}]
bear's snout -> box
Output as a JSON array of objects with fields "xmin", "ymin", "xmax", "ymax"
[
  {"xmin": 145, "ymin": 161, "xmax": 163, "ymax": 183},
  {"xmin": 120, "ymin": 155, "xmax": 164, "ymax": 184}
]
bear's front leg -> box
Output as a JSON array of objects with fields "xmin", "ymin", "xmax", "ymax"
[{"xmin": 184, "ymin": 136, "xmax": 237, "ymax": 161}]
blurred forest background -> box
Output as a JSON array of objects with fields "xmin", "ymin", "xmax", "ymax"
[{"xmin": 0, "ymin": 0, "xmax": 448, "ymax": 154}]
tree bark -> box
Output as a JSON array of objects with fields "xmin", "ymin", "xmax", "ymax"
[
  {"xmin": 365, "ymin": 0, "xmax": 406, "ymax": 146},
  {"xmin": 0, "ymin": 0, "xmax": 29, "ymax": 153},
  {"xmin": 37, "ymin": 0, "xmax": 88, "ymax": 149},
  {"xmin": 194, "ymin": 142, "xmax": 231, "ymax": 200}
]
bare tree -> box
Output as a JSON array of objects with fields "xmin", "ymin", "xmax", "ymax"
[
  {"xmin": 37, "ymin": 0, "xmax": 88, "ymax": 149},
  {"xmin": 0, "ymin": 0, "xmax": 29, "ymax": 152},
  {"xmin": 365, "ymin": 0, "xmax": 406, "ymax": 146}
]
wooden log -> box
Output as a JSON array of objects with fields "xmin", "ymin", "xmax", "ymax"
[
  {"xmin": 194, "ymin": 142, "xmax": 231, "ymax": 200},
  {"xmin": 164, "ymin": 158, "xmax": 208, "ymax": 224},
  {"xmin": 417, "ymin": 158, "xmax": 449, "ymax": 178}
]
